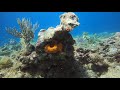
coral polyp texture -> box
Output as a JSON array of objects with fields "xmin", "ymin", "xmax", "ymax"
[{"xmin": 1, "ymin": 12, "xmax": 120, "ymax": 78}]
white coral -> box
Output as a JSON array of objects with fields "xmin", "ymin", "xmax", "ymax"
[{"xmin": 37, "ymin": 12, "xmax": 80, "ymax": 42}]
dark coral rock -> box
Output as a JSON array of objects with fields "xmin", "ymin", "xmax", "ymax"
[
  {"xmin": 75, "ymin": 48, "xmax": 90, "ymax": 64},
  {"xmin": 109, "ymin": 41, "xmax": 115, "ymax": 44},
  {"xmin": 91, "ymin": 63, "xmax": 109, "ymax": 75},
  {"xmin": 39, "ymin": 59, "xmax": 84, "ymax": 78},
  {"xmin": 26, "ymin": 44, "xmax": 35, "ymax": 53},
  {"xmin": 114, "ymin": 53, "xmax": 120, "ymax": 63},
  {"xmin": 84, "ymin": 49, "xmax": 90, "ymax": 54},
  {"xmin": 22, "ymin": 44, "xmax": 35, "ymax": 56},
  {"xmin": 103, "ymin": 45, "xmax": 109, "ymax": 51},
  {"xmin": 76, "ymin": 48, "xmax": 84, "ymax": 53},
  {"xmin": 99, "ymin": 42, "xmax": 104, "ymax": 46},
  {"xmin": 0, "ymin": 73, "xmax": 4, "ymax": 78}
]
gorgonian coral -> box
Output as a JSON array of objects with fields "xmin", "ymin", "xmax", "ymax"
[
  {"xmin": 6, "ymin": 18, "xmax": 39, "ymax": 56},
  {"xmin": 6, "ymin": 18, "xmax": 39, "ymax": 44}
]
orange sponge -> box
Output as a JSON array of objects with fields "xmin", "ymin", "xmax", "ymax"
[{"xmin": 44, "ymin": 43, "xmax": 63, "ymax": 53}]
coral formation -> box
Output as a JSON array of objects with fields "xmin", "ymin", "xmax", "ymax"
[
  {"xmin": 6, "ymin": 18, "xmax": 39, "ymax": 54},
  {"xmin": 0, "ymin": 12, "xmax": 83, "ymax": 78},
  {"xmin": 1, "ymin": 12, "xmax": 120, "ymax": 78},
  {"xmin": 6, "ymin": 18, "xmax": 39, "ymax": 43},
  {"xmin": 16, "ymin": 12, "xmax": 82, "ymax": 78}
]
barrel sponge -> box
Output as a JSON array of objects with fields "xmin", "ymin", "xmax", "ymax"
[{"xmin": 44, "ymin": 43, "xmax": 63, "ymax": 53}]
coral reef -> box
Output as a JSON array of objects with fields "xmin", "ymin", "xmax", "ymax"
[
  {"xmin": 1, "ymin": 12, "xmax": 120, "ymax": 78},
  {"xmin": 15, "ymin": 12, "xmax": 83, "ymax": 78},
  {"xmin": 0, "ymin": 12, "xmax": 85, "ymax": 78},
  {"xmin": 73, "ymin": 31, "xmax": 120, "ymax": 78}
]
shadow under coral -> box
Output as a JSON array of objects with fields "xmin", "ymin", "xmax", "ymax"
[{"xmin": 20, "ymin": 55, "xmax": 86, "ymax": 78}]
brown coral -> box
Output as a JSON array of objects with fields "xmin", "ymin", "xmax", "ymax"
[{"xmin": 44, "ymin": 43, "xmax": 63, "ymax": 53}]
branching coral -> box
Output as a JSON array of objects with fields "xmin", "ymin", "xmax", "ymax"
[
  {"xmin": 6, "ymin": 27, "xmax": 22, "ymax": 38},
  {"xmin": 6, "ymin": 18, "xmax": 39, "ymax": 55},
  {"xmin": 6, "ymin": 18, "xmax": 39, "ymax": 44}
]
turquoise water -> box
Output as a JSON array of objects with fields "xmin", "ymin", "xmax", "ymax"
[{"xmin": 0, "ymin": 12, "xmax": 120, "ymax": 45}]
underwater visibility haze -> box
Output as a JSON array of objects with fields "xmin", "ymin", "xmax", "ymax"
[{"xmin": 0, "ymin": 12, "xmax": 120, "ymax": 78}]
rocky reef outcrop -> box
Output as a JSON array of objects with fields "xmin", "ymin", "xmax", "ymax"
[
  {"xmin": 0, "ymin": 12, "xmax": 86, "ymax": 78},
  {"xmin": 1, "ymin": 12, "xmax": 120, "ymax": 78},
  {"xmin": 17, "ymin": 12, "xmax": 84, "ymax": 78}
]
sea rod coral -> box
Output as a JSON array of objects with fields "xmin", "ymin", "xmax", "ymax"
[{"xmin": 6, "ymin": 18, "xmax": 39, "ymax": 55}]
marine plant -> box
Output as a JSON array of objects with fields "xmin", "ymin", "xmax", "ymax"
[
  {"xmin": 6, "ymin": 18, "xmax": 39, "ymax": 44},
  {"xmin": 6, "ymin": 18, "xmax": 39, "ymax": 54}
]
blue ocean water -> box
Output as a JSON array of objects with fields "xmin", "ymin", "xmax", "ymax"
[{"xmin": 0, "ymin": 12, "xmax": 120, "ymax": 46}]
